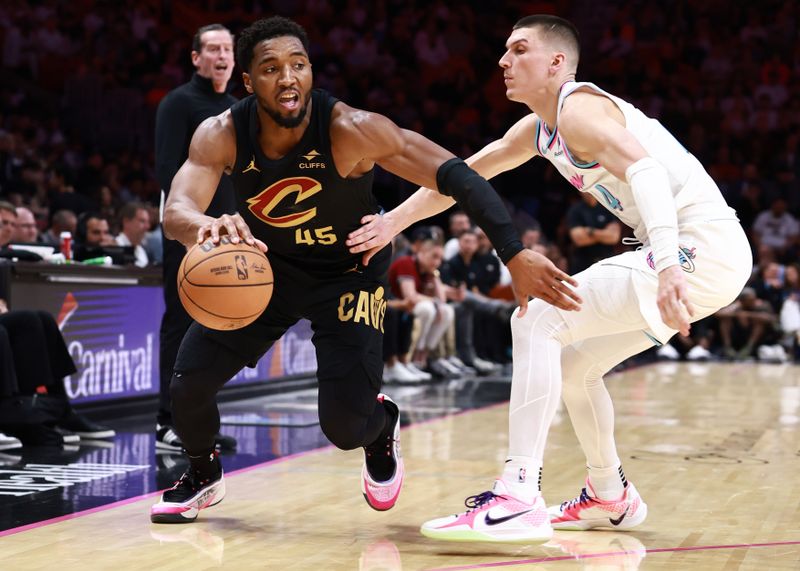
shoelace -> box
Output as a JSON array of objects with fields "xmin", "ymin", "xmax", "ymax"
[
  {"xmin": 171, "ymin": 470, "xmax": 196, "ymax": 490},
  {"xmin": 364, "ymin": 433, "xmax": 394, "ymax": 458},
  {"xmin": 463, "ymin": 491, "xmax": 498, "ymax": 512},
  {"xmin": 172, "ymin": 469, "xmax": 219, "ymax": 490},
  {"xmin": 365, "ymin": 407, "xmax": 397, "ymax": 459},
  {"xmin": 172, "ymin": 451, "xmax": 221, "ymax": 489},
  {"xmin": 561, "ymin": 487, "xmax": 593, "ymax": 510}
]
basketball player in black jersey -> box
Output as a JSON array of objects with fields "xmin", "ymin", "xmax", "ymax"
[{"xmin": 151, "ymin": 16, "xmax": 581, "ymax": 524}]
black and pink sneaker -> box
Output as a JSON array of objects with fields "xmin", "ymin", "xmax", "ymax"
[
  {"xmin": 151, "ymin": 452, "xmax": 225, "ymax": 523},
  {"xmin": 361, "ymin": 394, "xmax": 404, "ymax": 511}
]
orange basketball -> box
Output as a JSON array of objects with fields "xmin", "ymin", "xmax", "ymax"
[{"xmin": 178, "ymin": 236, "xmax": 273, "ymax": 330}]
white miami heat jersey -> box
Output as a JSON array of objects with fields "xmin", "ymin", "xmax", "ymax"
[{"xmin": 534, "ymin": 81, "xmax": 736, "ymax": 243}]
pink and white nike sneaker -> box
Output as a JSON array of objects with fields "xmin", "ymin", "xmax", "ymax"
[
  {"xmin": 548, "ymin": 480, "xmax": 647, "ymax": 530},
  {"xmin": 420, "ymin": 479, "xmax": 553, "ymax": 543},
  {"xmin": 361, "ymin": 394, "xmax": 404, "ymax": 511}
]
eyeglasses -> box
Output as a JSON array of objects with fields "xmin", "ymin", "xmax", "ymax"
[{"xmin": 17, "ymin": 223, "xmax": 36, "ymax": 229}]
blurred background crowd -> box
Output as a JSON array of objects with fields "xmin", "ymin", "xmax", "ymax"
[{"xmin": 0, "ymin": 0, "xmax": 797, "ymax": 373}]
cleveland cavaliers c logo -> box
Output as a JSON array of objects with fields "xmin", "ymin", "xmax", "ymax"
[{"xmin": 246, "ymin": 177, "xmax": 322, "ymax": 228}]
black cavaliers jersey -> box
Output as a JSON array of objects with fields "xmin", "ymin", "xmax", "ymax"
[{"xmin": 229, "ymin": 89, "xmax": 384, "ymax": 276}]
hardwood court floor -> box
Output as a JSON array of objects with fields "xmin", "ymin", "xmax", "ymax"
[{"xmin": 1, "ymin": 362, "xmax": 799, "ymax": 570}]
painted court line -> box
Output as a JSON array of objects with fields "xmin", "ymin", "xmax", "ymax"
[
  {"xmin": 0, "ymin": 399, "xmax": 506, "ymax": 538},
  {"xmin": 425, "ymin": 540, "xmax": 800, "ymax": 570}
]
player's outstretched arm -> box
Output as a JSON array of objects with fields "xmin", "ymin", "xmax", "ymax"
[
  {"xmin": 341, "ymin": 110, "xmax": 580, "ymax": 313},
  {"xmin": 348, "ymin": 114, "xmax": 540, "ymax": 260},
  {"xmin": 163, "ymin": 112, "xmax": 267, "ymax": 253}
]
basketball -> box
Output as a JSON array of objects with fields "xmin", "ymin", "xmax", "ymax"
[{"xmin": 178, "ymin": 236, "xmax": 273, "ymax": 330}]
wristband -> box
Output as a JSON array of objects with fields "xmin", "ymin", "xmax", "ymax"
[{"xmin": 626, "ymin": 157, "xmax": 679, "ymax": 272}]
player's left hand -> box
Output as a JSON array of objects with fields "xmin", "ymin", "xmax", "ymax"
[
  {"xmin": 347, "ymin": 213, "xmax": 396, "ymax": 266},
  {"xmin": 657, "ymin": 265, "xmax": 695, "ymax": 336}
]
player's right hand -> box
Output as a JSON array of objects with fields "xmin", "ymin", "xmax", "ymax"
[
  {"xmin": 506, "ymin": 250, "xmax": 582, "ymax": 316},
  {"xmin": 347, "ymin": 212, "xmax": 397, "ymax": 266},
  {"xmin": 657, "ymin": 265, "xmax": 694, "ymax": 336},
  {"xmin": 197, "ymin": 213, "xmax": 268, "ymax": 253}
]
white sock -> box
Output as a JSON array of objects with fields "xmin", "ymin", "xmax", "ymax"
[
  {"xmin": 501, "ymin": 456, "xmax": 541, "ymax": 503},
  {"xmin": 588, "ymin": 464, "xmax": 627, "ymax": 500}
]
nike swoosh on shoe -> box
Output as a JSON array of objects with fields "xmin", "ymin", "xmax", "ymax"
[
  {"xmin": 609, "ymin": 506, "xmax": 630, "ymax": 526},
  {"xmin": 484, "ymin": 508, "xmax": 534, "ymax": 526}
]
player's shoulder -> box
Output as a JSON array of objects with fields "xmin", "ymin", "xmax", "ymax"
[
  {"xmin": 504, "ymin": 113, "xmax": 540, "ymax": 140},
  {"xmin": 561, "ymin": 88, "xmax": 619, "ymax": 120},
  {"xmin": 331, "ymin": 100, "xmax": 389, "ymax": 133},
  {"xmin": 561, "ymin": 90, "xmax": 603, "ymax": 118},
  {"xmin": 197, "ymin": 109, "xmax": 234, "ymax": 137},
  {"xmin": 559, "ymin": 91, "xmax": 622, "ymax": 141},
  {"xmin": 330, "ymin": 100, "xmax": 401, "ymax": 150},
  {"xmin": 190, "ymin": 109, "xmax": 236, "ymax": 160}
]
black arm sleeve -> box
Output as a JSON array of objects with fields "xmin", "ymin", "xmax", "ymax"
[{"xmin": 436, "ymin": 158, "xmax": 524, "ymax": 264}]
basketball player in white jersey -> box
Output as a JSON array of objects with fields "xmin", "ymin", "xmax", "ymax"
[{"xmin": 346, "ymin": 14, "xmax": 752, "ymax": 542}]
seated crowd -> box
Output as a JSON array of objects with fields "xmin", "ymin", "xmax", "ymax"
[{"xmin": 385, "ymin": 204, "xmax": 800, "ymax": 386}]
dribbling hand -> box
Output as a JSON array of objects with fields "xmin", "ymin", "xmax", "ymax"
[{"xmin": 197, "ymin": 213, "xmax": 268, "ymax": 253}]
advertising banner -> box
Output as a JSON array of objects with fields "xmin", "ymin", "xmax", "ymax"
[{"xmin": 29, "ymin": 282, "xmax": 315, "ymax": 404}]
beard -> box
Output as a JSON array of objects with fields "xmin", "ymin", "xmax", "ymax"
[{"xmin": 261, "ymin": 90, "xmax": 312, "ymax": 128}]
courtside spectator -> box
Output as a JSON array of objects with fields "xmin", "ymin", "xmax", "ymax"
[
  {"xmin": 12, "ymin": 207, "xmax": 39, "ymax": 243},
  {"xmin": 115, "ymin": 202, "xmax": 151, "ymax": 267}
]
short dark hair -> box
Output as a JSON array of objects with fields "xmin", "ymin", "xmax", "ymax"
[
  {"xmin": 76, "ymin": 211, "xmax": 107, "ymax": 243},
  {"xmin": 192, "ymin": 23, "xmax": 232, "ymax": 53},
  {"xmin": 513, "ymin": 15, "xmax": 580, "ymax": 61},
  {"xmin": 236, "ymin": 16, "xmax": 310, "ymax": 73},
  {"xmin": 51, "ymin": 208, "xmax": 76, "ymax": 228}
]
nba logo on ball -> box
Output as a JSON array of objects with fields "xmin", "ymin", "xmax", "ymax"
[
  {"xmin": 178, "ymin": 237, "xmax": 274, "ymax": 330},
  {"xmin": 235, "ymin": 255, "xmax": 249, "ymax": 280}
]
